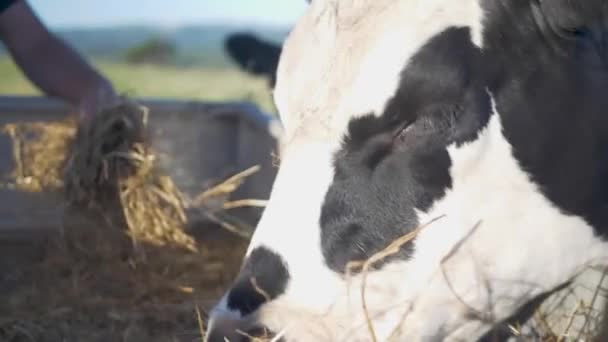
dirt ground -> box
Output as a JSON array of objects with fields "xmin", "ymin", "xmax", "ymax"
[{"xmin": 0, "ymin": 210, "xmax": 248, "ymax": 342}]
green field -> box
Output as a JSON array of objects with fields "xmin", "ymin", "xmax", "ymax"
[{"xmin": 0, "ymin": 57, "xmax": 276, "ymax": 114}]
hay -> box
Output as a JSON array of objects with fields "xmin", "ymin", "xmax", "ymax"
[
  {"xmin": 0, "ymin": 223, "xmax": 249, "ymax": 342},
  {"xmin": 517, "ymin": 266, "xmax": 608, "ymax": 341},
  {"xmin": 63, "ymin": 101, "xmax": 196, "ymax": 253},
  {"xmin": 2, "ymin": 120, "xmax": 75, "ymax": 192},
  {"xmin": 340, "ymin": 218, "xmax": 608, "ymax": 342}
]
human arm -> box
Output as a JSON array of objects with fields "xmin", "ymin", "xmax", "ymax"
[{"xmin": 0, "ymin": 0, "xmax": 117, "ymax": 120}]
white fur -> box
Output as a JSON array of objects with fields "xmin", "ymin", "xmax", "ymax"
[
  {"xmin": 207, "ymin": 0, "xmax": 608, "ymax": 341},
  {"xmin": 273, "ymin": 0, "xmax": 485, "ymax": 144}
]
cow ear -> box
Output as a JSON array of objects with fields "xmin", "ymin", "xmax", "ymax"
[{"xmin": 536, "ymin": 0, "xmax": 606, "ymax": 41}]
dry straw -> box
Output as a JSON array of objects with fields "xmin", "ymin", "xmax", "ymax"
[
  {"xmin": 63, "ymin": 100, "xmax": 197, "ymax": 253},
  {"xmin": 2, "ymin": 120, "xmax": 75, "ymax": 192}
]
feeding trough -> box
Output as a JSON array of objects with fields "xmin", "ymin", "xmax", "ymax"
[{"xmin": 0, "ymin": 95, "xmax": 281, "ymax": 242}]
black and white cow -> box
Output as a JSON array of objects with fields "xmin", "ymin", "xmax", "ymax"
[{"xmin": 207, "ymin": 0, "xmax": 608, "ymax": 341}]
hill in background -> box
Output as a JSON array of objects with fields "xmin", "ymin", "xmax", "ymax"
[{"xmin": 0, "ymin": 24, "xmax": 289, "ymax": 68}]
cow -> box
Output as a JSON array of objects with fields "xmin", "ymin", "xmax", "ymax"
[{"xmin": 206, "ymin": 0, "xmax": 608, "ymax": 341}]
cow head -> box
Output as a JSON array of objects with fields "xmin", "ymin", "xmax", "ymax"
[{"xmin": 207, "ymin": 0, "xmax": 608, "ymax": 341}]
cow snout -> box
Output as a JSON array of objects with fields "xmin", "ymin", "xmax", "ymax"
[
  {"xmin": 206, "ymin": 246, "xmax": 290, "ymax": 341},
  {"xmin": 225, "ymin": 246, "xmax": 290, "ymax": 314}
]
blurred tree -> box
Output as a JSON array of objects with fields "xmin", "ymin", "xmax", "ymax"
[{"xmin": 124, "ymin": 37, "xmax": 176, "ymax": 65}]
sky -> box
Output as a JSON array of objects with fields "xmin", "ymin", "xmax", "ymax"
[{"xmin": 28, "ymin": 0, "xmax": 308, "ymax": 29}]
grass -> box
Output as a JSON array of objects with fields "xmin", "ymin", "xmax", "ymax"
[{"xmin": 0, "ymin": 57, "xmax": 277, "ymax": 114}]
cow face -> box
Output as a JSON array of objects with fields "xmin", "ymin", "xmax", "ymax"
[{"xmin": 207, "ymin": 0, "xmax": 608, "ymax": 341}]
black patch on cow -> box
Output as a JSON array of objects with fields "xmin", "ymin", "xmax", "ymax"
[
  {"xmin": 226, "ymin": 246, "xmax": 289, "ymax": 316},
  {"xmin": 320, "ymin": 27, "xmax": 492, "ymax": 274},
  {"xmin": 480, "ymin": 0, "xmax": 608, "ymax": 235},
  {"xmin": 224, "ymin": 32, "xmax": 282, "ymax": 87}
]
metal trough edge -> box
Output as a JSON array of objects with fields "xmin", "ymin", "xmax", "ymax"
[{"xmin": 0, "ymin": 95, "xmax": 284, "ymax": 139}]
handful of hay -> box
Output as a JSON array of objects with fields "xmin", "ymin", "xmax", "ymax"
[{"xmin": 63, "ymin": 101, "xmax": 196, "ymax": 253}]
